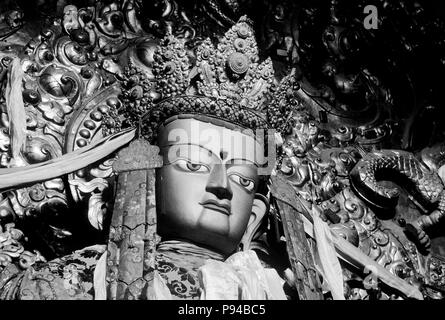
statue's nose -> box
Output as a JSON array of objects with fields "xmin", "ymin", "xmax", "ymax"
[{"xmin": 205, "ymin": 164, "xmax": 233, "ymax": 200}]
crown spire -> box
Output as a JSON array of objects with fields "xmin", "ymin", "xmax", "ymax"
[{"xmin": 193, "ymin": 16, "xmax": 274, "ymax": 110}]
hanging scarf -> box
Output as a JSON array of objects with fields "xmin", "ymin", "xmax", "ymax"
[
  {"xmin": 5, "ymin": 57, "xmax": 26, "ymax": 161},
  {"xmin": 0, "ymin": 128, "xmax": 135, "ymax": 191},
  {"xmin": 105, "ymin": 139, "xmax": 163, "ymax": 300},
  {"xmin": 312, "ymin": 207, "xmax": 345, "ymax": 300}
]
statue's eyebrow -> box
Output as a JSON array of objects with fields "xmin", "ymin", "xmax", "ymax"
[
  {"xmin": 161, "ymin": 143, "xmax": 219, "ymax": 160},
  {"xmin": 161, "ymin": 144, "xmax": 263, "ymax": 166},
  {"xmin": 225, "ymin": 158, "xmax": 258, "ymax": 167}
]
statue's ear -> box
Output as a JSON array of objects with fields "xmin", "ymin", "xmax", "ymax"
[{"xmin": 240, "ymin": 194, "xmax": 269, "ymax": 251}]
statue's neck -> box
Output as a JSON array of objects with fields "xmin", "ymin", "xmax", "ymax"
[{"xmin": 156, "ymin": 239, "xmax": 226, "ymax": 265}]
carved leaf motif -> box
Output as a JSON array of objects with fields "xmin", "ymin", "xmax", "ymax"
[
  {"xmin": 70, "ymin": 178, "xmax": 109, "ymax": 230},
  {"xmin": 87, "ymin": 192, "xmax": 106, "ymax": 230},
  {"xmin": 89, "ymin": 159, "xmax": 114, "ymax": 179},
  {"xmin": 37, "ymin": 101, "xmax": 66, "ymax": 125},
  {"xmin": 62, "ymin": 5, "xmax": 80, "ymax": 34},
  {"xmin": 0, "ymin": 223, "xmax": 45, "ymax": 269},
  {"xmin": 69, "ymin": 178, "xmax": 108, "ymax": 194},
  {"xmin": 96, "ymin": 9, "xmax": 124, "ymax": 38}
]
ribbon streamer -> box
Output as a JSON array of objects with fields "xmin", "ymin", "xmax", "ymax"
[
  {"xmin": 5, "ymin": 57, "xmax": 26, "ymax": 160},
  {"xmin": 0, "ymin": 128, "xmax": 136, "ymax": 191},
  {"xmin": 312, "ymin": 207, "xmax": 345, "ymax": 300}
]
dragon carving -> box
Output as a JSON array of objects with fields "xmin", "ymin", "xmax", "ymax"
[{"xmin": 350, "ymin": 150, "xmax": 445, "ymax": 251}]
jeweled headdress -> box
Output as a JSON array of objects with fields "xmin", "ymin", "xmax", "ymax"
[{"xmin": 104, "ymin": 16, "xmax": 276, "ymax": 141}]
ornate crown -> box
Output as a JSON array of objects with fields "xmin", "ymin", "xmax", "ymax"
[{"xmin": 104, "ymin": 16, "xmax": 276, "ymax": 142}]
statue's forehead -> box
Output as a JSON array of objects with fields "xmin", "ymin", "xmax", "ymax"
[{"xmin": 158, "ymin": 118, "xmax": 265, "ymax": 164}]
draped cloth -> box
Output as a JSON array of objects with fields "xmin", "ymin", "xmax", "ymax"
[
  {"xmin": 199, "ymin": 250, "xmax": 287, "ymax": 300},
  {"xmin": 105, "ymin": 168, "xmax": 158, "ymax": 299},
  {"xmin": 140, "ymin": 241, "xmax": 287, "ymax": 300},
  {"xmin": 155, "ymin": 240, "xmax": 224, "ymax": 300},
  {"xmin": 105, "ymin": 139, "xmax": 163, "ymax": 300},
  {"xmin": 312, "ymin": 207, "xmax": 345, "ymax": 300},
  {"xmin": 269, "ymin": 174, "xmax": 324, "ymax": 300},
  {"xmin": 0, "ymin": 245, "xmax": 105, "ymax": 300}
]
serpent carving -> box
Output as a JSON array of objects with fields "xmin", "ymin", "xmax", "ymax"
[{"xmin": 349, "ymin": 150, "xmax": 445, "ymax": 250}]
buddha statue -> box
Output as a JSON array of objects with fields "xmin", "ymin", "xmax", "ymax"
[{"xmin": 0, "ymin": 16, "xmax": 288, "ymax": 300}]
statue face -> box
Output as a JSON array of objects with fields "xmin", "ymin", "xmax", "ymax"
[{"xmin": 156, "ymin": 117, "xmax": 265, "ymax": 255}]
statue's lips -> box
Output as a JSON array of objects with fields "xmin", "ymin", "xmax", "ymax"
[{"xmin": 199, "ymin": 199, "xmax": 231, "ymax": 216}]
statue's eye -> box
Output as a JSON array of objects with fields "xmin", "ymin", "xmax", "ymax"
[
  {"xmin": 175, "ymin": 159, "xmax": 209, "ymax": 172},
  {"xmin": 186, "ymin": 162, "xmax": 203, "ymax": 171},
  {"xmin": 229, "ymin": 174, "xmax": 255, "ymax": 192}
]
